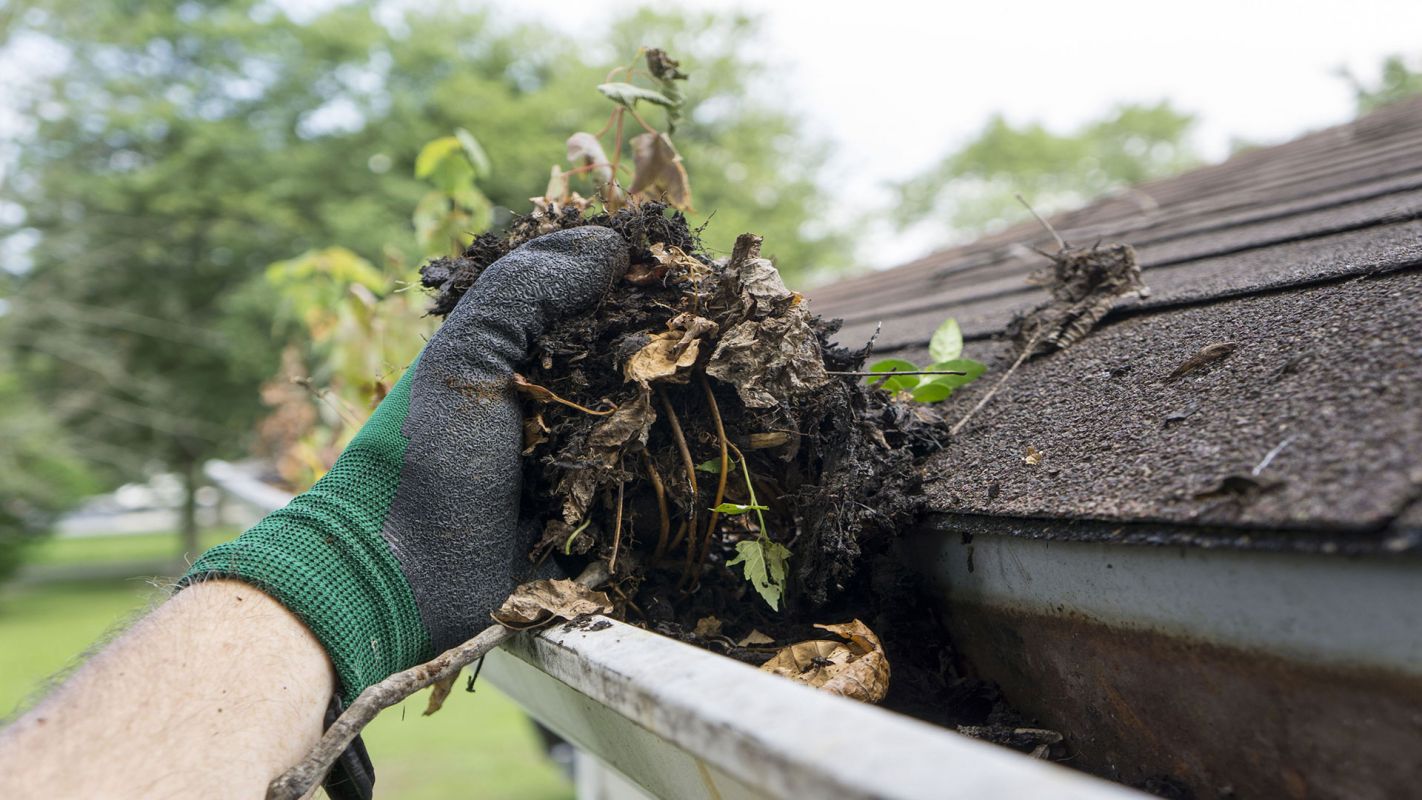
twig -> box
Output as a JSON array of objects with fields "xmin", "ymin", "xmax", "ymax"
[
  {"xmin": 266, "ymin": 564, "xmax": 609, "ymax": 800},
  {"xmin": 689, "ymin": 374, "xmax": 730, "ymax": 587},
  {"xmin": 828, "ymin": 370, "xmax": 968, "ymax": 378},
  {"xmin": 949, "ymin": 332, "xmax": 1041, "ymax": 437},
  {"xmin": 267, "ymin": 624, "xmax": 514, "ymax": 800},
  {"xmin": 1252, "ymin": 435, "xmax": 1296, "ymax": 476},
  {"xmin": 514, "ymin": 376, "xmax": 617, "ymax": 416},
  {"xmin": 609, "ymin": 475, "xmax": 626, "ymax": 573},
  {"xmin": 656, "ymin": 386, "xmax": 699, "ymax": 571},
  {"xmin": 643, "ymin": 451, "xmax": 671, "ymax": 562},
  {"xmin": 1017, "ymin": 193, "xmax": 1066, "ymax": 252},
  {"xmin": 667, "ymin": 519, "xmax": 688, "ymax": 555}
]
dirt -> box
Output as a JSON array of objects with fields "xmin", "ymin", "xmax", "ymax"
[{"xmin": 420, "ymin": 203, "xmax": 1055, "ymax": 753}]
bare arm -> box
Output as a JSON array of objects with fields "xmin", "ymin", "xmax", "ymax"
[{"xmin": 0, "ymin": 579, "xmax": 334, "ymax": 799}]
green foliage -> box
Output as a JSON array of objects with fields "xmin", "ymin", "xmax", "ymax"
[
  {"xmin": 712, "ymin": 450, "xmax": 789, "ymax": 609},
  {"xmin": 413, "ymin": 130, "xmax": 493, "ymax": 256},
  {"xmin": 895, "ymin": 101, "xmax": 1199, "ymax": 237},
  {"xmin": 710, "ymin": 502, "xmax": 770, "ymax": 515},
  {"xmin": 1339, "ymin": 54, "xmax": 1422, "ymax": 114},
  {"xmin": 0, "ymin": 2, "xmax": 843, "ymax": 514},
  {"xmin": 0, "ymin": 370, "xmax": 98, "ymax": 584},
  {"xmin": 726, "ymin": 537, "xmax": 791, "ymax": 611},
  {"xmin": 928, "ymin": 317, "xmax": 963, "ymax": 363},
  {"xmin": 865, "ymin": 318, "xmax": 986, "ymax": 403}
]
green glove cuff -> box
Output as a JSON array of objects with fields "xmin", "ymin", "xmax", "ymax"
[{"xmin": 183, "ymin": 360, "xmax": 433, "ymax": 703}]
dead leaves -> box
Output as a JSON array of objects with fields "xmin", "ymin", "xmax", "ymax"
[
  {"xmin": 629, "ymin": 132, "xmax": 692, "ymax": 211},
  {"xmin": 623, "ymin": 313, "xmax": 719, "ymax": 387},
  {"xmin": 705, "ymin": 236, "xmax": 828, "ymax": 408},
  {"xmin": 491, "ymin": 578, "xmax": 614, "ymax": 630},
  {"xmin": 760, "ymin": 620, "xmax": 890, "ymax": 704},
  {"xmin": 558, "ymin": 389, "xmax": 656, "ymax": 523},
  {"xmin": 707, "ymin": 309, "xmax": 829, "ymax": 409}
]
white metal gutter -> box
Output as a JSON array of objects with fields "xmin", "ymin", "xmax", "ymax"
[{"xmin": 483, "ymin": 617, "xmax": 1144, "ymax": 800}]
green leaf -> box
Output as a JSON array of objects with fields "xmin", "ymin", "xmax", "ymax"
[
  {"xmin": 711, "ymin": 502, "xmax": 770, "ymax": 515},
  {"xmin": 911, "ymin": 382, "xmax": 953, "ymax": 403},
  {"xmin": 727, "ymin": 538, "xmax": 792, "ymax": 610},
  {"xmin": 929, "ymin": 318, "xmax": 963, "ymax": 362},
  {"xmin": 865, "ymin": 358, "xmax": 920, "ymax": 392},
  {"xmin": 454, "ymin": 127, "xmax": 491, "ymax": 178},
  {"xmin": 597, "ymin": 82, "xmax": 675, "ymax": 109},
  {"xmin": 922, "ymin": 358, "xmax": 987, "ymax": 389},
  {"xmin": 414, "ymin": 137, "xmax": 462, "ymax": 179},
  {"xmin": 696, "ymin": 458, "xmax": 730, "ymax": 473}
]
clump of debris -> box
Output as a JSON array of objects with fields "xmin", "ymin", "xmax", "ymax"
[{"xmin": 419, "ymin": 202, "xmax": 1032, "ymax": 735}]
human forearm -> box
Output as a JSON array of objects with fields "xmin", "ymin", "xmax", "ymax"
[{"xmin": 0, "ymin": 579, "xmax": 333, "ymax": 799}]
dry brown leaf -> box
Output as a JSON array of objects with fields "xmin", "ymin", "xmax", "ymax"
[
  {"xmin": 737, "ymin": 629, "xmax": 775, "ymax": 647},
  {"xmin": 693, "ymin": 615, "xmax": 723, "ymax": 638},
  {"xmin": 625, "ymin": 330, "xmax": 700, "ymax": 385},
  {"xmin": 522, "ymin": 410, "xmax": 549, "ymax": 455},
  {"xmin": 423, "ymin": 669, "xmax": 460, "ymax": 716},
  {"xmin": 1024, "ymin": 446, "xmax": 1043, "ymax": 466},
  {"xmin": 623, "ymin": 313, "xmax": 718, "ymax": 387},
  {"xmin": 560, "ymin": 390, "xmax": 656, "ymax": 522},
  {"xmin": 628, "ymin": 132, "xmax": 692, "ymax": 211},
  {"xmin": 707, "ymin": 306, "xmax": 829, "ymax": 408},
  {"xmin": 491, "ymin": 578, "xmax": 614, "ymax": 631},
  {"xmin": 759, "ymin": 619, "xmax": 890, "ymax": 703},
  {"xmin": 566, "ymin": 132, "xmax": 612, "ymax": 185},
  {"xmin": 747, "ymin": 432, "xmax": 792, "ymax": 449},
  {"xmin": 512, "ymin": 373, "xmax": 557, "ymax": 404}
]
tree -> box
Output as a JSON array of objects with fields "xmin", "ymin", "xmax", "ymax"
[
  {"xmin": 893, "ymin": 101, "xmax": 1199, "ymax": 239},
  {"xmin": 1339, "ymin": 54, "xmax": 1422, "ymax": 115},
  {"xmin": 0, "ymin": 1, "xmax": 842, "ymax": 555}
]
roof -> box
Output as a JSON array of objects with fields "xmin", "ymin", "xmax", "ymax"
[{"xmin": 810, "ymin": 98, "xmax": 1422, "ymax": 553}]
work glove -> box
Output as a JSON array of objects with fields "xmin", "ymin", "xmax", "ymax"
[{"xmin": 182, "ymin": 227, "xmax": 627, "ymax": 793}]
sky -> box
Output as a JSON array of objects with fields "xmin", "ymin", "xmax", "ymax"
[
  {"xmin": 4, "ymin": 0, "xmax": 1421, "ymax": 270},
  {"xmin": 488, "ymin": 0, "xmax": 1422, "ymax": 266}
]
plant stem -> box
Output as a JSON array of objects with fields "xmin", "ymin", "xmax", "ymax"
[
  {"xmin": 690, "ymin": 374, "xmax": 729, "ymax": 586},
  {"xmin": 727, "ymin": 442, "xmax": 768, "ymax": 542},
  {"xmin": 643, "ymin": 451, "xmax": 671, "ymax": 562},
  {"xmin": 563, "ymin": 518, "xmax": 592, "ymax": 556}
]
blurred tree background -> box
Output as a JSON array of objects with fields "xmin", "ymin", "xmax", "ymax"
[
  {"xmin": 0, "ymin": 0, "xmax": 846, "ymax": 563},
  {"xmin": 893, "ymin": 100, "xmax": 1201, "ymax": 237}
]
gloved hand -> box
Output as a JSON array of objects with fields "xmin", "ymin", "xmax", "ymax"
[{"xmin": 184, "ymin": 227, "xmax": 627, "ymax": 704}]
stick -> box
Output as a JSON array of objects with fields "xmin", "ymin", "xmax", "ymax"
[
  {"xmin": 949, "ymin": 334, "xmax": 1040, "ymax": 437},
  {"xmin": 267, "ymin": 564, "xmax": 610, "ymax": 800},
  {"xmin": 828, "ymin": 370, "xmax": 968, "ymax": 378},
  {"xmin": 686, "ymin": 374, "xmax": 729, "ymax": 588},
  {"xmin": 643, "ymin": 451, "xmax": 671, "ymax": 562},
  {"xmin": 1017, "ymin": 193, "xmax": 1067, "ymax": 252},
  {"xmin": 266, "ymin": 625, "xmax": 513, "ymax": 800}
]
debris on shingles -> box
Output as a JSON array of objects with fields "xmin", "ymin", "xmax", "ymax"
[
  {"xmin": 1192, "ymin": 473, "xmax": 1285, "ymax": 503},
  {"xmin": 1008, "ymin": 242, "xmax": 1150, "ymax": 357},
  {"xmin": 1166, "ymin": 341, "xmax": 1239, "ymax": 382},
  {"xmin": 951, "ymin": 239, "xmax": 1149, "ymax": 437}
]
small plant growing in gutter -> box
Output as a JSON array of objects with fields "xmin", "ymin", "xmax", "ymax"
[{"xmin": 865, "ymin": 318, "xmax": 987, "ymax": 402}]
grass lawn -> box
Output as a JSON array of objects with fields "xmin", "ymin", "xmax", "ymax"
[
  {"xmin": 24, "ymin": 529, "xmax": 238, "ymax": 569},
  {"xmin": 0, "ymin": 537, "xmax": 573, "ymax": 800}
]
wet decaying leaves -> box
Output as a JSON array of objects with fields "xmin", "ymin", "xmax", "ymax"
[
  {"xmin": 760, "ymin": 619, "xmax": 891, "ymax": 704},
  {"xmin": 490, "ymin": 578, "xmax": 615, "ymax": 630}
]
